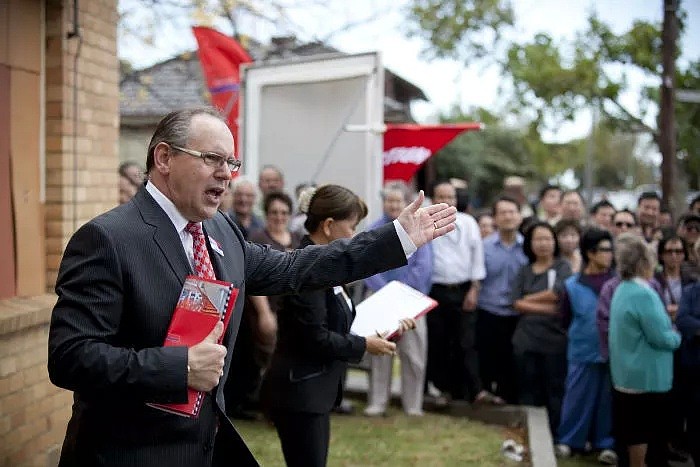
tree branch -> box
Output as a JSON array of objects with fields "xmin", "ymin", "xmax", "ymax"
[
  {"xmin": 606, "ymin": 98, "xmax": 657, "ymax": 136},
  {"xmin": 318, "ymin": 8, "xmax": 391, "ymax": 43}
]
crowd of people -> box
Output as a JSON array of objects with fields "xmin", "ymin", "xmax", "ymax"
[{"xmin": 113, "ymin": 133, "xmax": 700, "ymax": 466}]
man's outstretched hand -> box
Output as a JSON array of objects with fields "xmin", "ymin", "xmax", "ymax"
[{"xmin": 397, "ymin": 190, "xmax": 457, "ymax": 248}]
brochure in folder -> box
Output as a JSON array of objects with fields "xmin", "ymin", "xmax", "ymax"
[
  {"xmin": 350, "ymin": 280, "xmax": 437, "ymax": 340},
  {"xmin": 147, "ymin": 275, "xmax": 239, "ymax": 417}
]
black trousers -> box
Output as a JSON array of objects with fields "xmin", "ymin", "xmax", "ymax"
[
  {"xmin": 514, "ymin": 351, "xmax": 567, "ymax": 435},
  {"xmin": 426, "ymin": 282, "xmax": 482, "ymax": 401},
  {"xmin": 687, "ymin": 369, "xmax": 700, "ymax": 466},
  {"xmin": 476, "ymin": 309, "xmax": 519, "ymax": 403},
  {"xmin": 224, "ymin": 304, "xmax": 262, "ymax": 414},
  {"xmin": 271, "ymin": 410, "xmax": 330, "ymax": 467}
]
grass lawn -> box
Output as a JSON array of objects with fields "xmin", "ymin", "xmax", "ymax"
[{"xmin": 235, "ymin": 404, "xmax": 510, "ymax": 466}]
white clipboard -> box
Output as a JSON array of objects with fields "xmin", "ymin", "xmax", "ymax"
[{"xmin": 350, "ymin": 280, "xmax": 437, "ymax": 339}]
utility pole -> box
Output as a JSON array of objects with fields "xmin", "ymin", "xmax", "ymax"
[
  {"xmin": 584, "ymin": 102, "xmax": 598, "ymax": 206},
  {"xmin": 659, "ymin": 0, "xmax": 678, "ymax": 214}
]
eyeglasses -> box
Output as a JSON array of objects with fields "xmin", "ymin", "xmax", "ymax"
[
  {"xmin": 664, "ymin": 249, "xmax": 685, "ymax": 255},
  {"xmin": 614, "ymin": 221, "xmax": 635, "ymax": 228},
  {"xmin": 593, "ymin": 246, "xmax": 614, "ymax": 253},
  {"xmin": 267, "ymin": 210, "xmax": 290, "ymax": 216},
  {"xmin": 170, "ymin": 145, "xmax": 241, "ymax": 173}
]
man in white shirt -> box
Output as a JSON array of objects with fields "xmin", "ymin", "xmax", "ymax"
[{"xmin": 426, "ymin": 181, "xmax": 490, "ymax": 404}]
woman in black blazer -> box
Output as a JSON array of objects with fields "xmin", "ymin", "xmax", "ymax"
[{"xmin": 261, "ymin": 184, "xmax": 412, "ymax": 467}]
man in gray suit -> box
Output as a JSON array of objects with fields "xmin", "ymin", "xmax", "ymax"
[{"xmin": 48, "ymin": 107, "xmax": 456, "ymax": 467}]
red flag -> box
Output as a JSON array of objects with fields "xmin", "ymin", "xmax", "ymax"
[
  {"xmin": 192, "ymin": 26, "xmax": 253, "ymax": 156},
  {"xmin": 383, "ymin": 123, "xmax": 482, "ymax": 182}
]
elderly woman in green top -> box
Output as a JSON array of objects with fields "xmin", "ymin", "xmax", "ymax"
[{"xmin": 609, "ymin": 233, "xmax": 681, "ymax": 467}]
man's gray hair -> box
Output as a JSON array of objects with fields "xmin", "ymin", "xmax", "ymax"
[
  {"xmin": 615, "ymin": 233, "xmax": 656, "ymax": 280},
  {"xmin": 231, "ymin": 175, "xmax": 258, "ymax": 196},
  {"xmin": 381, "ymin": 181, "xmax": 412, "ymax": 204},
  {"xmin": 146, "ymin": 107, "xmax": 225, "ymax": 173}
]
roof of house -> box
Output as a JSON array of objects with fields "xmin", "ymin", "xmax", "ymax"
[{"xmin": 120, "ymin": 36, "xmax": 427, "ymax": 124}]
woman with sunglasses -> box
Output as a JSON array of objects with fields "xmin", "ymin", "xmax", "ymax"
[
  {"xmin": 555, "ymin": 228, "xmax": 618, "ymax": 465},
  {"xmin": 656, "ymin": 235, "xmax": 693, "ymax": 320}
]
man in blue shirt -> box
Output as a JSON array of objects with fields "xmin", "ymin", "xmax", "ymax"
[
  {"xmin": 476, "ymin": 196, "xmax": 528, "ymax": 403},
  {"xmin": 364, "ymin": 182, "xmax": 433, "ymax": 416}
]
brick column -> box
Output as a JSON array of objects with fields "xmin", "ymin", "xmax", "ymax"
[{"xmin": 45, "ymin": 0, "xmax": 120, "ymax": 288}]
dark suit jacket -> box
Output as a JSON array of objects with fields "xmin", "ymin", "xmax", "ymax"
[
  {"xmin": 261, "ymin": 236, "xmax": 367, "ymax": 415},
  {"xmin": 48, "ymin": 187, "xmax": 406, "ymax": 467}
]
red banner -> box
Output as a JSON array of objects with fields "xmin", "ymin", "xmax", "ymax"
[
  {"xmin": 383, "ymin": 123, "xmax": 482, "ymax": 182},
  {"xmin": 192, "ymin": 26, "xmax": 253, "ymax": 156}
]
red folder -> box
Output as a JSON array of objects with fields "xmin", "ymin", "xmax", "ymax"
[{"xmin": 147, "ymin": 275, "xmax": 239, "ymax": 417}]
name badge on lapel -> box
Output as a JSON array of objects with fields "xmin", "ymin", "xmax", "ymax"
[{"xmin": 209, "ymin": 236, "xmax": 225, "ymax": 257}]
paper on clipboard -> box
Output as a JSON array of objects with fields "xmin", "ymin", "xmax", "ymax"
[{"xmin": 350, "ymin": 280, "xmax": 437, "ymax": 339}]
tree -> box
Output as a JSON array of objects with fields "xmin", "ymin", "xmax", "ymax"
[
  {"xmin": 404, "ymin": 1, "xmax": 699, "ymax": 209},
  {"xmin": 673, "ymin": 60, "xmax": 700, "ymax": 190},
  {"xmin": 432, "ymin": 107, "xmax": 654, "ymax": 208},
  {"xmin": 119, "ymin": 0, "xmax": 390, "ymax": 54},
  {"xmin": 404, "ymin": 0, "xmax": 515, "ymax": 62}
]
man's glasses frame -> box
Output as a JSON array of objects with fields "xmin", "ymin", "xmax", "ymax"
[
  {"xmin": 593, "ymin": 246, "xmax": 614, "ymax": 253},
  {"xmin": 663, "ymin": 249, "xmax": 686, "ymax": 255},
  {"xmin": 169, "ymin": 144, "xmax": 241, "ymax": 173},
  {"xmin": 614, "ymin": 221, "xmax": 635, "ymax": 228}
]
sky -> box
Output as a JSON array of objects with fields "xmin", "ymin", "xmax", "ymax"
[{"xmin": 119, "ymin": 0, "xmax": 700, "ymax": 144}]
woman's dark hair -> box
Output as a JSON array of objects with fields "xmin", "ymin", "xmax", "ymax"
[
  {"xmin": 580, "ymin": 227, "xmax": 613, "ymax": 266},
  {"xmin": 518, "ymin": 215, "xmax": 538, "ymax": 237},
  {"xmin": 523, "ymin": 221, "xmax": 560, "ymax": 264},
  {"xmin": 303, "ymin": 185, "xmax": 368, "ymax": 233},
  {"xmin": 657, "ymin": 234, "xmax": 688, "ymax": 267},
  {"xmin": 263, "ymin": 191, "xmax": 293, "ymax": 215},
  {"xmin": 554, "ymin": 218, "xmax": 582, "ymax": 236}
]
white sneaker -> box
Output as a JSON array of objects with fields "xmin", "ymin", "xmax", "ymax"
[
  {"xmin": 363, "ymin": 405, "xmax": 385, "ymax": 417},
  {"xmin": 555, "ymin": 444, "xmax": 572, "ymax": 458},
  {"xmin": 597, "ymin": 449, "xmax": 618, "ymax": 465}
]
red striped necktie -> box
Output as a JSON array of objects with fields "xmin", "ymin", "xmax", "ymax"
[{"xmin": 185, "ymin": 222, "xmax": 216, "ymax": 280}]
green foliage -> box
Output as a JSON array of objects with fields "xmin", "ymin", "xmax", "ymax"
[
  {"xmin": 404, "ymin": 0, "xmax": 515, "ymax": 61},
  {"xmin": 405, "ymin": 1, "xmax": 699, "ymax": 191},
  {"xmin": 433, "ymin": 108, "xmax": 539, "ymax": 204},
  {"xmin": 431, "ymin": 107, "xmax": 653, "ymax": 206},
  {"xmin": 676, "ymin": 60, "xmax": 700, "ymax": 189},
  {"xmin": 504, "ymin": 13, "xmax": 663, "ymax": 134}
]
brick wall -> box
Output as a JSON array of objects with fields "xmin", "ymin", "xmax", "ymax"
[
  {"xmin": 45, "ymin": 0, "xmax": 120, "ymax": 288},
  {"xmin": 0, "ymin": 0, "xmax": 120, "ymax": 466},
  {"xmin": 0, "ymin": 296, "xmax": 68, "ymax": 467}
]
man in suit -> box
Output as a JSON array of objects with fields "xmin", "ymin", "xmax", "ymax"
[{"xmin": 48, "ymin": 106, "xmax": 456, "ymax": 467}]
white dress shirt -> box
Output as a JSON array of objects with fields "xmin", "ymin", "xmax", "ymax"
[
  {"xmin": 146, "ymin": 182, "xmax": 198, "ymax": 270},
  {"xmin": 431, "ymin": 212, "xmax": 485, "ymax": 284}
]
